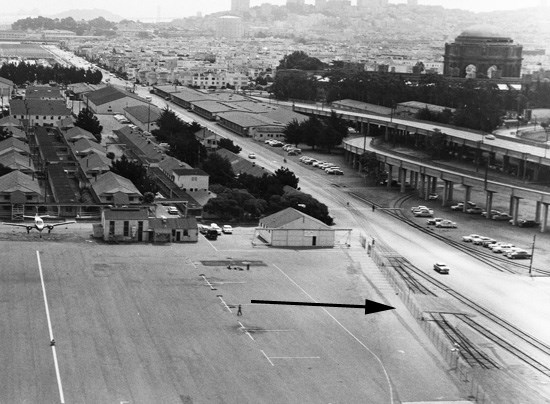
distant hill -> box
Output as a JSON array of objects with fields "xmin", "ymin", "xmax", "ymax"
[{"xmin": 49, "ymin": 9, "xmax": 124, "ymax": 22}]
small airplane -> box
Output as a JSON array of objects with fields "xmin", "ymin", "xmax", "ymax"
[{"xmin": 2, "ymin": 213, "xmax": 76, "ymax": 238}]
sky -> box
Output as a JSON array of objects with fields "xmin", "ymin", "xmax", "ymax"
[{"xmin": 0, "ymin": 0, "xmax": 543, "ymax": 22}]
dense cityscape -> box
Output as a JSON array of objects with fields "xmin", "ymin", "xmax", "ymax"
[{"xmin": 0, "ymin": 1, "xmax": 549, "ymax": 403}]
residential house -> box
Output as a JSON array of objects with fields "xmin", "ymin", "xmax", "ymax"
[
  {"xmin": 0, "ymin": 137, "xmax": 30, "ymax": 157},
  {"xmin": 0, "ymin": 152, "xmax": 35, "ymax": 175},
  {"xmin": 170, "ymin": 168, "xmax": 209, "ymax": 192},
  {"xmin": 63, "ymin": 126, "xmax": 96, "ymax": 143},
  {"xmin": 195, "ymin": 127, "xmax": 221, "ymax": 150},
  {"xmin": 90, "ymin": 171, "xmax": 142, "ymax": 205},
  {"xmin": 10, "ymin": 99, "xmax": 72, "ymax": 127},
  {"xmin": 25, "ymin": 85, "xmax": 64, "ymax": 101},
  {"xmin": 0, "ymin": 170, "xmax": 41, "ymax": 218}
]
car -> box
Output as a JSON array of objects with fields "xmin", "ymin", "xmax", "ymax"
[
  {"xmin": 210, "ymin": 223, "xmax": 222, "ymax": 235},
  {"xmin": 451, "ymin": 201, "xmax": 476, "ymax": 211},
  {"xmin": 427, "ymin": 217, "xmax": 444, "ymax": 225},
  {"xmin": 492, "ymin": 244, "xmax": 516, "ymax": 253},
  {"xmin": 205, "ymin": 228, "xmax": 218, "ymax": 240},
  {"xmin": 433, "ymin": 263, "xmax": 450, "ymax": 274},
  {"xmin": 517, "ymin": 219, "xmax": 539, "ymax": 228},
  {"xmin": 327, "ymin": 168, "xmax": 344, "ymax": 175},
  {"xmin": 466, "ymin": 207, "xmax": 484, "ymax": 214},
  {"xmin": 436, "ymin": 220, "xmax": 457, "ymax": 228},
  {"xmin": 492, "ymin": 213, "xmax": 512, "ymax": 221},
  {"xmin": 506, "ymin": 250, "xmax": 532, "ymax": 259},
  {"xmin": 428, "ymin": 193, "xmax": 439, "ymax": 200},
  {"xmin": 413, "ymin": 209, "xmax": 434, "ymax": 217},
  {"xmin": 166, "ymin": 206, "xmax": 179, "ymax": 215},
  {"xmin": 282, "ymin": 144, "xmax": 293, "ymax": 150},
  {"xmin": 485, "ymin": 134, "xmax": 496, "ymax": 140},
  {"xmin": 222, "ymin": 225, "xmax": 233, "ymax": 234},
  {"xmin": 325, "ymin": 166, "xmax": 340, "ymax": 172},
  {"xmin": 473, "ymin": 236, "xmax": 493, "ymax": 245},
  {"xmin": 248, "ymin": 153, "xmax": 256, "ymax": 159},
  {"xmin": 462, "ymin": 234, "xmax": 482, "ymax": 242},
  {"xmin": 198, "ymin": 224, "xmax": 210, "ymax": 234},
  {"xmin": 480, "ymin": 238, "xmax": 498, "ymax": 247},
  {"xmin": 287, "ymin": 150, "xmax": 299, "ymax": 156},
  {"xmin": 481, "ymin": 209, "xmax": 501, "ymax": 218},
  {"xmin": 411, "ymin": 205, "xmax": 429, "ymax": 212}
]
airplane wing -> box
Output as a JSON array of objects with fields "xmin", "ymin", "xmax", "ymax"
[
  {"xmin": 2, "ymin": 222, "xmax": 32, "ymax": 228},
  {"xmin": 46, "ymin": 221, "xmax": 77, "ymax": 228}
]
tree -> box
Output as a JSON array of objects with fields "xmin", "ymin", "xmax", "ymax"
[
  {"xmin": 274, "ymin": 167, "xmax": 299, "ymax": 189},
  {"xmin": 218, "ymin": 138, "xmax": 242, "ymax": 154},
  {"xmin": 318, "ymin": 111, "xmax": 348, "ymax": 152},
  {"xmin": 201, "ymin": 153, "xmax": 235, "ymax": 187},
  {"xmin": 425, "ymin": 130, "xmax": 447, "ymax": 159},
  {"xmin": 277, "ymin": 51, "xmax": 326, "ymax": 71},
  {"xmin": 75, "ymin": 108, "xmax": 103, "ymax": 142},
  {"xmin": 359, "ymin": 151, "xmax": 380, "ymax": 177},
  {"xmin": 110, "ymin": 155, "xmax": 159, "ymax": 195},
  {"xmin": 303, "ymin": 116, "xmax": 323, "ymax": 150},
  {"xmin": 284, "ymin": 119, "xmax": 304, "ymax": 146}
]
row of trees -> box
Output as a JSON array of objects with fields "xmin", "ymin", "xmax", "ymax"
[
  {"xmin": 0, "ymin": 62, "xmax": 102, "ymax": 86},
  {"xmin": 284, "ymin": 112, "xmax": 348, "ymax": 152},
  {"xmin": 270, "ymin": 52, "xmax": 550, "ymax": 132},
  {"xmin": 12, "ymin": 16, "xmax": 117, "ymax": 36}
]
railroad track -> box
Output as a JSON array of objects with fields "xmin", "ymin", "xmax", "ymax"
[
  {"xmin": 389, "ymin": 256, "xmax": 550, "ymax": 376},
  {"xmin": 350, "ymin": 191, "xmax": 546, "ymax": 275},
  {"xmin": 428, "ymin": 312, "xmax": 499, "ymax": 369},
  {"xmin": 386, "ymin": 256, "xmax": 436, "ymax": 296}
]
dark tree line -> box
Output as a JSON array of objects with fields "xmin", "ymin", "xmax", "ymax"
[
  {"xmin": 75, "ymin": 108, "xmax": 103, "ymax": 142},
  {"xmin": 110, "ymin": 155, "xmax": 159, "ymax": 196},
  {"xmin": 284, "ymin": 112, "xmax": 348, "ymax": 152},
  {"xmin": 270, "ymin": 53, "xmax": 550, "ymax": 132},
  {"xmin": 12, "ymin": 16, "xmax": 117, "ymax": 36},
  {"xmin": 0, "ymin": 62, "xmax": 102, "ymax": 86},
  {"xmin": 153, "ymin": 108, "xmax": 206, "ymax": 167}
]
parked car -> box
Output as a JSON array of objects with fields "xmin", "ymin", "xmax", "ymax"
[
  {"xmin": 428, "ymin": 193, "xmax": 439, "ymax": 200},
  {"xmin": 327, "ymin": 168, "xmax": 344, "ymax": 175},
  {"xmin": 210, "ymin": 223, "xmax": 222, "ymax": 235},
  {"xmin": 492, "ymin": 213, "xmax": 512, "ymax": 221},
  {"xmin": 433, "ymin": 262, "xmax": 450, "ymax": 274},
  {"xmin": 466, "ymin": 207, "xmax": 484, "ymax": 214},
  {"xmin": 473, "ymin": 236, "xmax": 493, "ymax": 245},
  {"xmin": 222, "ymin": 225, "xmax": 233, "ymax": 234},
  {"xmin": 485, "ymin": 134, "xmax": 496, "ymax": 140},
  {"xmin": 198, "ymin": 224, "xmax": 210, "ymax": 234},
  {"xmin": 205, "ymin": 228, "xmax": 218, "ymax": 240},
  {"xmin": 506, "ymin": 250, "xmax": 532, "ymax": 259},
  {"xmin": 481, "ymin": 209, "xmax": 501, "ymax": 218},
  {"xmin": 517, "ymin": 219, "xmax": 539, "ymax": 228},
  {"xmin": 411, "ymin": 205, "xmax": 429, "ymax": 212},
  {"xmin": 451, "ymin": 201, "xmax": 476, "ymax": 211},
  {"xmin": 462, "ymin": 234, "xmax": 482, "ymax": 242},
  {"xmin": 427, "ymin": 217, "xmax": 444, "ymax": 225},
  {"xmin": 248, "ymin": 153, "xmax": 256, "ymax": 159},
  {"xmin": 480, "ymin": 238, "xmax": 497, "ymax": 247},
  {"xmin": 413, "ymin": 209, "xmax": 434, "ymax": 217},
  {"xmin": 166, "ymin": 206, "xmax": 179, "ymax": 215},
  {"xmin": 492, "ymin": 244, "xmax": 516, "ymax": 253},
  {"xmin": 436, "ymin": 220, "xmax": 457, "ymax": 228}
]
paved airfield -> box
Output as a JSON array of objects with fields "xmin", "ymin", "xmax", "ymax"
[{"xmin": 0, "ymin": 227, "xmax": 462, "ymax": 403}]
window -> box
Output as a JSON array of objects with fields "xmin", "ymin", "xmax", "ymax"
[
  {"xmin": 123, "ymin": 221, "xmax": 129, "ymax": 236},
  {"xmin": 183, "ymin": 229, "xmax": 188, "ymax": 236},
  {"xmin": 109, "ymin": 221, "xmax": 115, "ymax": 235},
  {"xmin": 191, "ymin": 177, "xmax": 197, "ymax": 182},
  {"xmin": 26, "ymin": 195, "xmax": 33, "ymax": 201},
  {"xmin": 50, "ymin": 116, "xmax": 53, "ymax": 120},
  {"xmin": 36, "ymin": 116, "xmax": 39, "ymax": 119}
]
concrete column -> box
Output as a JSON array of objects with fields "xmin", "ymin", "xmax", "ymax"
[
  {"xmin": 387, "ymin": 164, "xmax": 393, "ymax": 189},
  {"xmin": 503, "ymin": 155, "xmax": 510, "ymax": 172},
  {"xmin": 541, "ymin": 203, "xmax": 549, "ymax": 233},
  {"xmin": 509, "ymin": 195, "xmax": 515, "ymax": 216},
  {"xmin": 448, "ymin": 182, "xmax": 454, "ymax": 201},
  {"xmin": 424, "ymin": 176, "xmax": 431, "ymax": 200},
  {"xmin": 533, "ymin": 165, "xmax": 540, "ymax": 182},
  {"xmin": 535, "ymin": 201, "xmax": 542, "ymax": 223},
  {"xmin": 419, "ymin": 174, "xmax": 426, "ymax": 198},
  {"xmin": 442, "ymin": 181, "xmax": 449, "ymax": 207},
  {"xmin": 485, "ymin": 191, "xmax": 493, "ymax": 220},
  {"xmin": 409, "ymin": 170, "xmax": 414, "ymax": 186},
  {"xmin": 384, "ymin": 126, "xmax": 389, "ymax": 142},
  {"xmin": 400, "ymin": 168, "xmax": 407, "ymax": 193},
  {"xmin": 414, "ymin": 171, "xmax": 419, "ymax": 189},
  {"xmin": 431, "ymin": 177, "xmax": 437, "ymax": 193},
  {"xmin": 463, "ymin": 186, "xmax": 471, "ymax": 212},
  {"xmin": 511, "ymin": 197, "xmax": 520, "ymax": 226}
]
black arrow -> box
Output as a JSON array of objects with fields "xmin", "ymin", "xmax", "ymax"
[{"xmin": 251, "ymin": 299, "xmax": 395, "ymax": 315}]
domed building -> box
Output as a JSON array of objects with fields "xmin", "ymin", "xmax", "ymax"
[{"xmin": 443, "ymin": 25, "xmax": 523, "ymax": 78}]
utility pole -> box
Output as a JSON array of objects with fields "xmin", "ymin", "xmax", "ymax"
[{"xmin": 528, "ymin": 234, "xmax": 536, "ymax": 276}]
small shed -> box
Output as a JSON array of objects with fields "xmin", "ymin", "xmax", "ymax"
[
  {"xmin": 148, "ymin": 216, "xmax": 198, "ymax": 243},
  {"xmin": 257, "ymin": 207, "xmax": 334, "ymax": 248}
]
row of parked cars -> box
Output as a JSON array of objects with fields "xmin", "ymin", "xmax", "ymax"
[
  {"xmin": 462, "ymin": 234, "xmax": 532, "ymax": 259},
  {"xmin": 299, "ymin": 156, "xmax": 344, "ymax": 175},
  {"xmin": 198, "ymin": 223, "xmax": 233, "ymax": 240},
  {"xmin": 411, "ymin": 205, "xmax": 458, "ymax": 228},
  {"xmin": 449, "ymin": 202, "xmax": 538, "ymax": 226}
]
